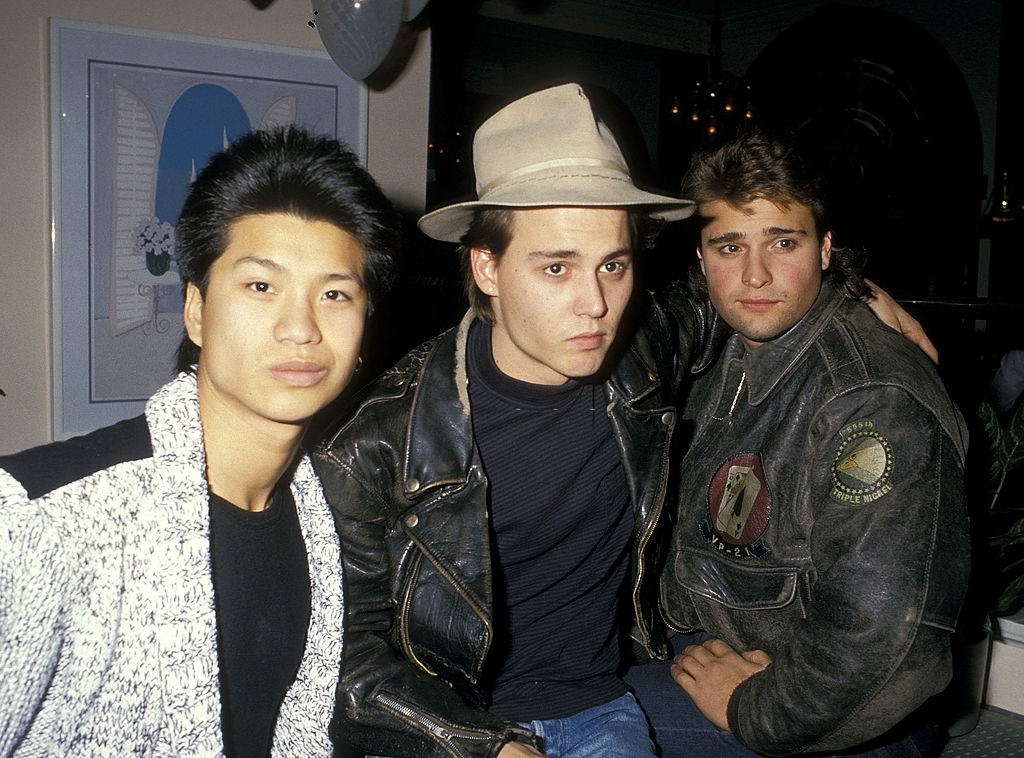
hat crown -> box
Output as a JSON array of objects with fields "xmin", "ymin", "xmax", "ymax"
[
  {"xmin": 472, "ymin": 83, "xmax": 628, "ymax": 198},
  {"xmin": 417, "ymin": 82, "xmax": 694, "ymax": 243}
]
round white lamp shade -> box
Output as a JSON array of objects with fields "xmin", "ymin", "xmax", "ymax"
[
  {"xmin": 404, "ymin": 0, "xmax": 430, "ymax": 20},
  {"xmin": 312, "ymin": 0, "xmax": 403, "ymax": 80}
]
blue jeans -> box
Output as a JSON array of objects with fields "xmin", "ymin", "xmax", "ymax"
[
  {"xmin": 624, "ymin": 632, "xmax": 941, "ymax": 758},
  {"xmin": 516, "ymin": 692, "xmax": 656, "ymax": 758}
]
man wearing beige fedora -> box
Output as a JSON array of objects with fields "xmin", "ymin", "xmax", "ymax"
[{"xmin": 313, "ymin": 83, "xmax": 931, "ymax": 758}]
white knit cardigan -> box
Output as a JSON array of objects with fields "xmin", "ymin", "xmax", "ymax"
[{"xmin": 0, "ymin": 373, "xmax": 344, "ymax": 756}]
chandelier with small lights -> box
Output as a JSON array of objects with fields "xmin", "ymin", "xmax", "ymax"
[{"xmin": 675, "ymin": 0, "xmax": 754, "ymax": 137}]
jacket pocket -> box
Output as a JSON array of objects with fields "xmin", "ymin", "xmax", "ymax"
[
  {"xmin": 677, "ymin": 548, "xmax": 801, "ymax": 610},
  {"xmin": 667, "ymin": 547, "xmax": 811, "ymax": 647},
  {"xmin": 399, "ymin": 547, "xmax": 491, "ymax": 691}
]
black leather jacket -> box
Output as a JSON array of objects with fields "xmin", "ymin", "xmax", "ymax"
[
  {"xmin": 660, "ymin": 286, "xmax": 970, "ymax": 755},
  {"xmin": 314, "ymin": 291, "xmax": 704, "ymax": 758}
]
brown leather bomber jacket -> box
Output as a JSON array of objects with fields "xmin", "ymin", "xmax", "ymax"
[
  {"xmin": 660, "ymin": 286, "xmax": 971, "ymax": 755},
  {"xmin": 313, "ymin": 289, "xmax": 708, "ymax": 758}
]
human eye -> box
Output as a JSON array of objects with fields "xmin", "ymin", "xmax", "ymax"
[
  {"xmin": 544, "ymin": 262, "xmax": 566, "ymax": 276},
  {"xmin": 323, "ymin": 288, "xmax": 352, "ymax": 303},
  {"xmin": 717, "ymin": 244, "xmax": 742, "ymax": 256},
  {"xmin": 247, "ymin": 281, "xmax": 273, "ymax": 294},
  {"xmin": 601, "ymin": 259, "xmax": 630, "ymax": 275},
  {"xmin": 774, "ymin": 238, "xmax": 798, "ymax": 251}
]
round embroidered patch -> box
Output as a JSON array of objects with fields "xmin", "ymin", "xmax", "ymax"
[
  {"xmin": 830, "ymin": 422, "xmax": 894, "ymax": 504},
  {"xmin": 705, "ymin": 453, "xmax": 771, "ymax": 550}
]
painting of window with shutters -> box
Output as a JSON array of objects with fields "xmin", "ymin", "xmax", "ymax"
[{"xmin": 89, "ymin": 65, "xmax": 338, "ymax": 402}]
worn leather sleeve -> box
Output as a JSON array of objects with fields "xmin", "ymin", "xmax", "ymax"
[
  {"xmin": 313, "ymin": 406, "xmax": 540, "ymax": 758},
  {"xmin": 619, "ymin": 287, "xmax": 713, "ymax": 662},
  {"xmin": 727, "ymin": 386, "xmax": 969, "ymax": 755},
  {"xmin": 651, "ymin": 282, "xmax": 730, "ymax": 382}
]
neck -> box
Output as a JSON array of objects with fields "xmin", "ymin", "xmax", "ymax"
[{"xmin": 197, "ymin": 382, "xmax": 305, "ymax": 513}]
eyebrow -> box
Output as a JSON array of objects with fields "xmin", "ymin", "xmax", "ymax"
[
  {"xmin": 705, "ymin": 227, "xmax": 808, "ymax": 246},
  {"xmin": 526, "ymin": 247, "xmax": 633, "ymax": 262},
  {"xmin": 765, "ymin": 226, "xmax": 808, "ymax": 237},
  {"xmin": 705, "ymin": 231, "xmax": 744, "ymax": 246},
  {"xmin": 234, "ymin": 255, "xmax": 365, "ymax": 287}
]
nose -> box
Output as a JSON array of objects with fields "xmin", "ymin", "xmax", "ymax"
[
  {"xmin": 742, "ymin": 250, "xmax": 772, "ymax": 288},
  {"xmin": 575, "ymin": 273, "xmax": 609, "ymax": 318},
  {"xmin": 274, "ymin": 297, "xmax": 322, "ymax": 345}
]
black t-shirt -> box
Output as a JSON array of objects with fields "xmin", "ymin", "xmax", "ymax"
[
  {"xmin": 209, "ymin": 484, "xmax": 311, "ymax": 757},
  {"xmin": 467, "ymin": 322, "xmax": 633, "ymax": 721}
]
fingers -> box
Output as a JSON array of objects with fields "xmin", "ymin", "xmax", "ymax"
[
  {"xmin": 862, "ymin": 277, "xmax": 939, "ymax": 364},
  {"xmin": 701, "ymin": 638, "xmax": 736, "ymax": 657},
  {"xmin": 673, "ymin": 639, "xmax": 735, "ymax": 665},
  {"xmin": 671, "ymin": 643, "xmax": 712, "ymax": 686},
  {"xmin": 903, "ymin": 317, "xmax": 939, "ymax": 364},
  {"xmin": 670, "ymin": 639, "xmax": 769, "ymax": 717},
  {"xmin": 741, "ymin": 648, "xmax": 772, "ymax": 669},
  {"xmin": 672, "ymin": 640, "xmax": 770, "ymax": 673},
  {"xmin": 670, "ymin": 655, "xmax": 702, "ymax": 692}
]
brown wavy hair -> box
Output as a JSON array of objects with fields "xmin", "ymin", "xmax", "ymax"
[{"xmin": 681, "ymin": 130, "xmax": 869, "ymax": 301}]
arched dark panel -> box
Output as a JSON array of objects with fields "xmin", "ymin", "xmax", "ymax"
[
  {"xmin": 156, "ymin": 84, "xmax": 251, "ymax": 223},
  {"xmin": 746, "ymin": 4, "xmax": 984, "ymax": 299}
]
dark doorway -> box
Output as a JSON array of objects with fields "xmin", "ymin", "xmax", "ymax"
[{"xmin": 745, "ymin": 4, "xmax": 984, "ymax": 301}]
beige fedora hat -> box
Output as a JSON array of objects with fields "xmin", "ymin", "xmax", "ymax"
[{"xmin": 418, "ymin": 82, "xmax": 694, "ymax": 242}]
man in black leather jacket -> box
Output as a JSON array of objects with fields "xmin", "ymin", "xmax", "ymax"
[
  {"xmin": 627, "ymin": 132, "xmax": 970, "ymax": 757},
  {"xmin": 314, "ymin": 83, "xmax": 702, "ymax": 758}
]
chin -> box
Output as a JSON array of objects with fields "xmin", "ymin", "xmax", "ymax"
[
  {"xmin": 563, "ymin": 362, "xmax": 605, "ymax": 381},
  {"xmin": 267, "ymin": 394, "xmax": 336, "ymax": 425}
]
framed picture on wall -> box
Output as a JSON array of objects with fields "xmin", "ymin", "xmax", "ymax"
[{"xmin": 49, "ymin": 18, "xmax": 366, "ymax": 439}]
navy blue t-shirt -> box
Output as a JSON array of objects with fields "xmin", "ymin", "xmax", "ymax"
[{"xmin": 467, "ymin": 322, "xmax": 633, "ymax": 721}]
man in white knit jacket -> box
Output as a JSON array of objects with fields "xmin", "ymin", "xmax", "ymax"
[{"xmin": 0, "ymin": 127, "xmax": 398, "ymax": 756}]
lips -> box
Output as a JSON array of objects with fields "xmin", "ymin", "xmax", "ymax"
[
  {"xmin": 738, "ymin": 299, "xmax": 781, "ymax": 311},
  {"xmin": 569, "ymin": 331, "xmax": 606, "ymax": 350},
  {"xmin": 270, "ymin": 360, "xmax": 328, "ymax": 387}
]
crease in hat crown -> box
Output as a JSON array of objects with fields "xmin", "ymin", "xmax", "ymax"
[{"xmin": 418, "ymin": 82, "xmax": 694, "ymax": 242}]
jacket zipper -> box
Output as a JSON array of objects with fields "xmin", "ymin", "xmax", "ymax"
[
  {"xmin": 374, "ymin": 693, "xmax": 503, "ymax": 758},
  {"xmin": 630, "ymin": 426, "xmax": 674, "ymax": 656},
  {"xmin": 727, "ymin": 371, "xmax": 747, "ymax": 417},
  {"xmin": 399, "ymin": 532, "xmax": 494, "ymax": 679},
  {"xmin": 399, "ymin": 553, "xmax": 438, "ymax": 676},
  {"xmin": 607, "ymin": 391, "xmax": 674, "ymax": 657}
]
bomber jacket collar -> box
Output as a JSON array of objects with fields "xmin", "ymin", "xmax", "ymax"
[
  {"xmin": 403, "ymin": 311, "xmax": 664, "ymax": 499},
  {"xmin": 741, "ymin": 284, "xmax": 846, "ymax": 406}
]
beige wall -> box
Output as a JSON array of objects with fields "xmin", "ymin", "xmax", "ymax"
[{"xmin": 0, "ymin": 0, "xmax": 430, "ymax": 453}]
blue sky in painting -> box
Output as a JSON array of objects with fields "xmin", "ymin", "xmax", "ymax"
[{"xmin": 155, "ymin": 83, "xmax": 251, "ymax": 223}]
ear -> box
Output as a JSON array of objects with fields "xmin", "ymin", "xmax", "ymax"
[
  {"xmin": 820, "ymin": 231, "xmax": 833, "ymax": 271},
  {"xmin": 696, "ymin": 247, "xmax": 706, "ymax": 275},
  {"xmin": 470, "ymin": 246, "xmax": 499, "ymax": 298},
  {"xmin": 183, "ymin": 282, "xmax": 205, "ymax": 349}
]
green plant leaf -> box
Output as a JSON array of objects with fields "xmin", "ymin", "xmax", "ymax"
[
  {"xmin": 979, "ymin": 403, "xmax": 1024, "ymax": 616},
  {"xmin": 995, "ymin": 568, "xmax": 1024, "ymax": 616},
  {"xmin": 977, "ymin": 400, "xmax": 1005, "ymax": 483},
  {"xmin": 1004, "ymin": 401, "xmax": 1024, "ymax": 471}
]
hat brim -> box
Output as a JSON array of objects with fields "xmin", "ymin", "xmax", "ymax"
[{"xmin": 418, "ymin": 181, "xmax": 695, "ymax": 243}]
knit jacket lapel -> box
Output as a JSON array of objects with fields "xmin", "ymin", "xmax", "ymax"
[{"xmin": 144, "ymin": 372, "xmax": 224, "ymax": 754}]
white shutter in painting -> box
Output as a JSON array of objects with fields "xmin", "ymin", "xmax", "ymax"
[
  {"xmin": 261, "ymin": 95, "xmax": 298, "ymax": 131},
  {"xmin": 111, "ymin": 85, "xmax": 158, "ymax": 336}
]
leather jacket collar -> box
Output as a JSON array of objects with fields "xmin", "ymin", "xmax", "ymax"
[
  {"xmin": 403, "ymin": 311, "xmax": 666, "ymax": 500},
  {"xmin": 740, "ymin": 284, "xmax": 845, "ymax": 406},
  {"xmin": 403, "ymin": 313, "xmax": 476, "ymax": 500}
]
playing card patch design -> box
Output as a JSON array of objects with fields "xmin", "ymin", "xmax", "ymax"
[{"xmin": 701, "ymin": 453, "xmax": 771, "ymax": 557}]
